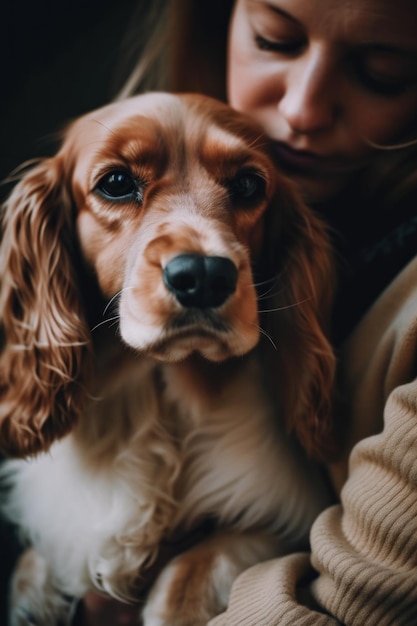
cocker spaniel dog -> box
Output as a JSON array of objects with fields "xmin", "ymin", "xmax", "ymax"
[{"xmin": 0, "ymin": 93, "xmax": 336, "ymax": 626}]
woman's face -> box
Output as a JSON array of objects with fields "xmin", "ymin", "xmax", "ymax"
[{"xmin": 227, "ymin": 0, "xmax": 417, "ymax": 202}]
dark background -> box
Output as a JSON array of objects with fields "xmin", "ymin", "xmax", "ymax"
[
  {"xmin": 0, "ymin": 0, "xmax": 140, "ymax": 187},
  {"xmin": 0, "ymin": 0, "xmax": 139, "ymax": 619}
]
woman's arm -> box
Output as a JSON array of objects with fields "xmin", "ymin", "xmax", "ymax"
[{"xmin": 311, "ymin": 376, "xmax": 417, "ymax": 625}]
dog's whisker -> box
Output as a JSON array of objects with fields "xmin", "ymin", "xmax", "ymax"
[
  {"xmin": 102, "ymin": 287, "xmax": 137, "ymax": 318},
  {"xmin": 256, "ymin": 284, "xmax": 284, "ymax": 301},
  {"xmin": 257, "ymin": 325, "xmax": 278, "ymax": 351},
  {"xmin": 90, "ymin": 316, "xmax": 120, "ymax": 333},
  {"xmin": 103, "ymin": 292, "xmax": 122, "ymax": 318},
  {"xmin": 258, "ymin": 296, "xmax": 313, "ymax": 314},
  {"xmin": 252, "ymin": 276, "xmax": 279, "ymax": 288},
  {"xmin": 254, "ymin": 276, "xmax": 287, "ymax": 301},
  {"xmin": 257, "ymin": 291, "xmax": 281, "ymax": 301}
]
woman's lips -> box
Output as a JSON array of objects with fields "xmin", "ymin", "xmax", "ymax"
[{"xmin": 272, "ymin": 142, "xmax": 350, "ymax": 175}]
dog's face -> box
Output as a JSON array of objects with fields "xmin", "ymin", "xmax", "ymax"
[
  {"xmin": 0, "ymin": 92, "xmax": 336, "ymax": 459},
  {"xmin": 66, "ymin": 93, "xmax": 277, "ymax": 361}
]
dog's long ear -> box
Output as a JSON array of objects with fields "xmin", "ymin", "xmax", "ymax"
[
  {"xmin": 260, "ymin": 177, "xmax": 337, "ymax": 462},
  {"xmin": 0, "ymin": 158, "xmax": 91, "ymax": 458}
]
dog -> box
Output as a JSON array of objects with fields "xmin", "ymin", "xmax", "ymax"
[{"xmin": 0, "ymin": 92, "xmax": 336, "ymax": 625}]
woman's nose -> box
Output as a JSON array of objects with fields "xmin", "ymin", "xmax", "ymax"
[{"xmin": 278, "ymin": 46, "xmax": 339, "ymax": 134}]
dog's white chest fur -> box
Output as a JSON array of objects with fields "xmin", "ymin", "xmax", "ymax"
[{"xmin": 3, "ymin": 353, "xmax": 328, "ymax": 600}]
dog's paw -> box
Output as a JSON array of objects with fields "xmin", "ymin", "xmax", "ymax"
[
  {"xmin": 9, "ymin": 549, "xmax": 77, "ymax": 626},
  {"xmin": 142, "ymin": 531, "xmax": 276, "ymax": 626},
  {"xmin": 142, "ymin": 550, "xmax": 226, "ymax": 626}
]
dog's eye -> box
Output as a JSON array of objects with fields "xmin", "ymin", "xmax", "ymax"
[
  {"xmin": 96, "ymin": 171, "xmax": 142, "ymax": 201},
  {"xmin": 228, "ymin": 172, "xmax": 266, "ymax": 204}
]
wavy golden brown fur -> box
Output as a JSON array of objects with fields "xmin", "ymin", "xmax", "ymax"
[
  {"xmin": 0, "ymin": 159, "xmax": 92, "ymax": 456},
  {"xmin": 0, "ymin": 93, "xmax": 335, "ymax": 625}
]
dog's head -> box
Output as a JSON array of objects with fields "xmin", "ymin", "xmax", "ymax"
[{"xmin": 0, "ymin": 92, "xmax": 335, "ymax": 459}]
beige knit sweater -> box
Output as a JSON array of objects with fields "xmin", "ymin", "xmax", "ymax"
[{"xmin": 209, "ymin": 255, "xmax": 417, "ymax": 626}]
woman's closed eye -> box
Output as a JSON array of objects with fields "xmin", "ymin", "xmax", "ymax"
[
  {"xmin": 254, "ymin": 33, "xmax": 305, "ymax": 55},
  {"xmin": 249, "ymin": 2, "xmax": 305, "ymax": 56},
  {"xmin": 354, "ymin": 67, "xmax": 409, "ymax": 97},
  {"xmin": 254, "ymin": 30, "xmax": 415, "ymax": 98},
  {"xmin": 351, "ymin": 50, "xmax": 417, "ymax": 97}
]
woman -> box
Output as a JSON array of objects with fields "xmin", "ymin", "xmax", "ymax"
[{"xmin": 80, "ymin": 0, "xmax": 417, "ymax": 623}]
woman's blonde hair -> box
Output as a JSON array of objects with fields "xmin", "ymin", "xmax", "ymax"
[
  {"xmin": 115, "ymin": 0, "xmax": 417, "ymax": 209},
  {"xmin": 115, "ymin": 0, "xmax": 234, "ymax": 101}
]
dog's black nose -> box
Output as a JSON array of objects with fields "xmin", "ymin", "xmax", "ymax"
[{"xmin": 163, "ymin": 254, "xmax": 238, "ymax": 308}]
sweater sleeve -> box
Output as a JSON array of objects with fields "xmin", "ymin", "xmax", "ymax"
[
  {"xmin": 310, "ymin": 377, "xmax": 417, "ymax": 625},
  {"xmin": 209, "ymin": 377, "xmax": 417, "ymax": 626},
  {"xmin": 208, "ymin": 552, "xmax": 339, "ymax": 626}
]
